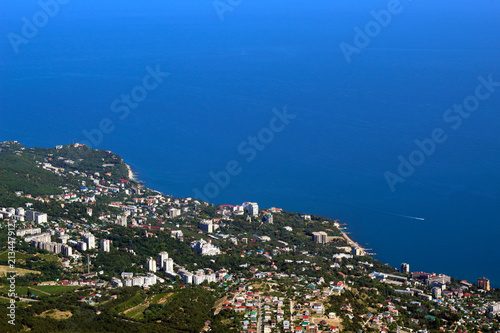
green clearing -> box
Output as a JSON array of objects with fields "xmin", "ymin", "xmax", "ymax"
[
  {"xmin": 30, "ymin": 285, "xmax": 80, "ymax": 294},
  {"xmin": 37, "ymin": 253, "xmax": 59, "ymax": 262},
  {"xmin": 150, "ymin": 292, "xmax": 174, "ymax": 304},
  {"xmin": 0, "ymin": 251, "xmax": 31, "ymax": 261},
  {"xmin": 0, "ymin": 251, "xmax": 59, "ymax": 263},
  {"xmin": 113, "ymin": 293, "xmax": 147, "ymax": 314},
  {"xmin": 0, "ymin": 265, "xmax": 41, "ymax": 277},
  {"xmin": 123, "ymin": 302, "xmax": 149, "ymax": 320},
  {"xmin": 0, "ymin": 284, "xmax": 80, "ymax": 296}
]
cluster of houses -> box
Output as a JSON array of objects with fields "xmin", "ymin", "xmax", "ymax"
[{"xmin": 217, "ymin": 281, "xmax": 342, "ymax": 333}]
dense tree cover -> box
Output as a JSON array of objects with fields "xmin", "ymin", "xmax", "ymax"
[
  {"xmin": 92, "ymin": 250, "xmax": 143, "ymax": 278},
  {"xmin": 143, "ymin": 287, "xmax": 215, "ymax": 331},
  {"xmin": 0, "ymin": 150, "xmax": 64, "ymax": 197},
  {"xmin": 0, "ymin": 142, "xmax": 129, "ymax": 201}
]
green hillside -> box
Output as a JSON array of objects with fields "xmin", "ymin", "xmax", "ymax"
[{"xmin": 0, "ymin": 141, "xmax": 129, "ymax": 201}]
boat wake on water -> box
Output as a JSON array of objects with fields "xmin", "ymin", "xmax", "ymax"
[
  {"xmin": 388, "ymin": 213, "xmax": 425, "ymax": 221},
  {"xmin": 310, "ymin": 198, "xmax": 425, "ymax": 221}
]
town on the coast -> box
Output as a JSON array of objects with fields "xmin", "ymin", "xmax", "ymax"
[{"xmin": 0, "ymin": 141, "xmax": 499, "ymax": 332}]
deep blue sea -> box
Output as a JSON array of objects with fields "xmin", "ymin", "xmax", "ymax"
[{"xmin": 1, "ymin": 1, "xmax": 499, "ymax": 286}]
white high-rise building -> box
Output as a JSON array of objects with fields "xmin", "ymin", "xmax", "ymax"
[
  {"xmin": 164, "ymin": 258, "xmax": 174, "ymax": 272},
  {"xmin": 35, "ymin": 213, "xmax": 48, "ymax": 223},
  {"xmin": 182, "ymin": 273, "xmax": 193, "ymax": 284},
  {"xmin": 100, "ymin": 239, "xmax": 111, "ymax": 252},
  {"xmin": 193, "ymin": 270, "xmax": 205, "ymax": 285},
  {"xmin": 432, "ymin": 287, "xmax": 442, "ymax": 299},
  {"xmin": 245, "ymin": 202, "xmax": 259, "ymax": 216},
  {"xmin": 132, "ymin": 276, "xmax": 143, "ymax": 286},
  {"xmin": 169, "ymin": 208, "xmax": 181, "ymax": 218},
  {"xmin": 143, "ymin": 273, "xmax": 157, "ymax": 287},
  {"xmin": 116, "ymin": 215, "xmax": 127, "ymax": 227},
  {"xmin": 158, "ymin": 251, "xmax": 169, "ymax": 270},
  {"xmin": 200, "ymin": 220, "xmax": 214, "ymax": 233},
  {"xmin": 62, "ymin": 244, "xmax": 72, "ymax": 256},
  {"xmin": 147, "ymin": 257, "xmax": 157, "ymax": 272},
  {"xmin": 77, "ymin": 241, "xmax": 87, "ymax": 251},
  {"xmin": 16, "ymin": 207, "xmax": 25, "ymax": 216},
  {"xmin": 25, "ymin": 210, "xmax": 36, "ymax": 221},
  {"xmin": 83, "ymin": 233, "xmax": 95, "ymax": 249},
  {"xmin": 312, "ymin": 231, "xmax": 328, "ymax": 244}
]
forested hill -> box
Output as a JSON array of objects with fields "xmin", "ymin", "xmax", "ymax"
[{"xmin": 0, "ymin": 141, "xmax": 130, "ymax": 200}]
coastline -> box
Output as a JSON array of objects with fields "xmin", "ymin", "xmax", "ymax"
[
  {"xmin": 121, "ymin": 159, "xmax": 368, "ymax": 256},
  {"xmin": 119, "ymin": 158, "xmax": 492, "ymax": 286},
  {"xmin": 337, "ymin": 223, "xmax": 367, "ymax": 256},
  {"xmin": 125, "ymin": 163, "xmax": 138, "ymax": 182},
  {"xmin": 123, "ymin": 162, "xmax": 369, "ymax": 257}
]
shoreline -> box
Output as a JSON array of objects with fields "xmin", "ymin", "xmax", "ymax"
[
  {"xmin": 336, "ymin": 221, "xmax": 368, "ymax": 256},
  {"xmin": 125, "ymin": 163, "xmax": 138, "ymax": 182},
  {"xmin": 119, "ymin": 158, "xmax": 492, "ymax": 286},
  {"xmin": 122, "ymin": 159, "xmax": 368, "ymax": 256}
]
